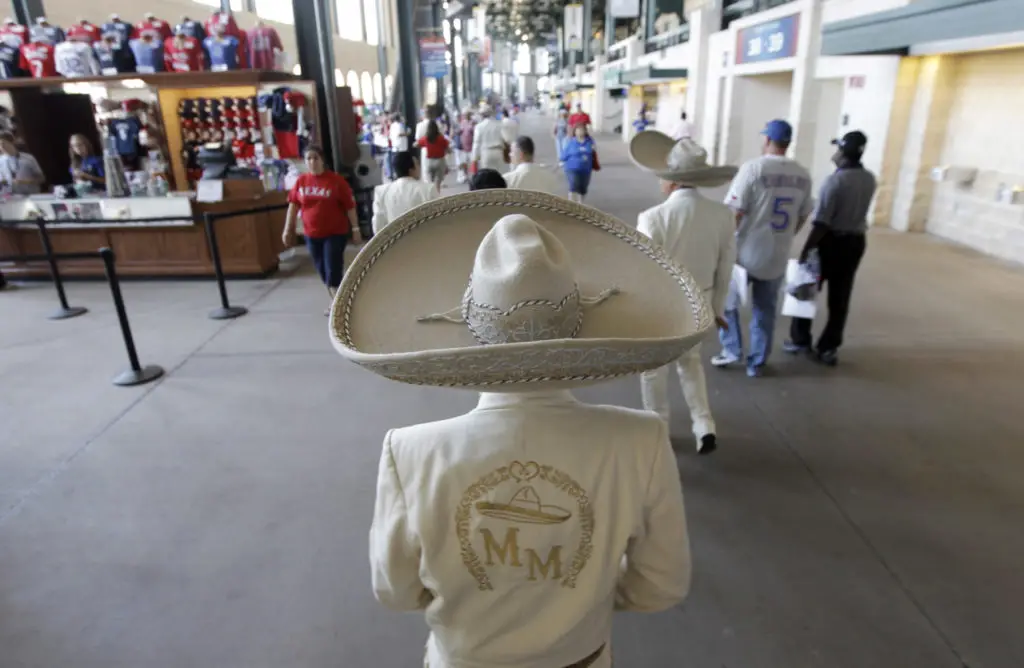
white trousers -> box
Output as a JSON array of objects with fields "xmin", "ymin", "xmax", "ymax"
[
  {"xmin": 478, "ymin": 148, "xmax": 506, "ymax": 172},
  {"xmin": 640, "ymin": 342, "xmax": 715, "ymax": 441}
]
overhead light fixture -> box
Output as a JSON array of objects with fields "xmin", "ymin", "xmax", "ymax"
[{"xmin": 121, "ymin": 78, "xmax": 147, "ymax": 89}]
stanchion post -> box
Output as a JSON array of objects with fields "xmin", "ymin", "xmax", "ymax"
[
  {"xmin": 202, "ymin": 212, "xmax": 248, "ymax": 320},
  {"xmin": 36, "ymin": 220, "xmax": 88, "ymax": 320},
  {"xmin": 99, "ymin": 247, "xmax": 165, "ymax": 387}
]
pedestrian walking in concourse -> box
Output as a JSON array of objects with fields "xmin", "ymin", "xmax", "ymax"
[
  {"xmin": 714, "ymin": 119, "xmax": 813, "ymax": 377},
  {"xmin": 785, "ymin": 131, "xmax": 877, "ymax": 367},
  {"xmin": 631, "ymin": 132, "xmax": 737, "ymax": 454},
  {"xmin": 560, "ymin": 122, "xmax": 599, "ymax": 204},
  {"xmin": 281, "ymin": 146, "xmax": 362, "ymax": 316}
]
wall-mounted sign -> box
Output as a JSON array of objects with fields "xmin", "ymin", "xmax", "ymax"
[
  {"xmin": 419, "ymin": 36, "xmax": 448, "ymax": 78},
  {"xmin": 735, "ymin": 14, "xmax": 799, "ymax": 65},
  {"xmin": 848, "ymin": 75, "xmax": 866, "ymax": 89},
  {"xmin": 610, "ymin": 0, "xmax": 640, "ymax": 18},
  {"xmin": 564, "ymin": 4, "xmax": 584, "ymax": 51}
]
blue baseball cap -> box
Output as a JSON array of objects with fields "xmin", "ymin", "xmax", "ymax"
[{"xmin": 761, "ymin": 119, "xmax": 793, "ymax": 143}]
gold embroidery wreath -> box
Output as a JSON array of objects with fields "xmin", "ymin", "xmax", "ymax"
[{"xmin": 455, "ymin": 460, "xmax": 594, "ymax": 591}]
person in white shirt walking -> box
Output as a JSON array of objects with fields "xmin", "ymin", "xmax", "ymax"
[
  {"xmin": 672, "ymin": 111, "xmax": 692, "ymax": 140},
  {"xmin": 631, "ymin": 132, "xmax": 737, "ymax": 454},
  {"xmin": 331, "ymin": 189, "xmax": 704, "ymax": 668},
  {"xmin": 387, "ymin": 113, "xmax": 409, "ymax": 178},
  {"xmin": 715, "ymin": 119, "xmax": 813, "ymax": 377},
  {"xmin": 471, "ymin": 105, "xmax": 508, "ymax": 172},
  {"xmin": 371, "ymin": 150, "xmax": 438, "ymax": 234},
  {"xmin": 504, "ymin": 136, "xmax": 563, "ymax": 195},
  {"xmin": 501, "ymin": 106, "xmax": 520, "ymax": 146}
]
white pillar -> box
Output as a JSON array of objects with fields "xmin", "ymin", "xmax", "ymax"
[
  {"xmin": 788, "ymin": 0, "xmax": 824, "ymax": 168},
  {"xmin": 622, "ymin": 37, "xmax": 642, "ymax": 143},
  {"xmin": 685, "ymin": 4, "xmax": 722, "ymax": 146},
  {"xmin": 592, "ymin": 54, "xmax": 608, "ymax": 132}
]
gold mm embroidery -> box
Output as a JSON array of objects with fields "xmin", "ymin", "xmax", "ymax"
[{"xmin": 455, "ymin": 460, "xmax": 594, "ymax": 591}]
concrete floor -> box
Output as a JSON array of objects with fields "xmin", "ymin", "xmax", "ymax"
[{"xmin": 2, "ymin": 113, "xmax": 1024, "ymax": 668}]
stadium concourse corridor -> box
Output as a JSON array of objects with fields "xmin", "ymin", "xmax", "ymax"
[{"xmin": 1, "ymin": 111, "xmax": 1024, "ymax": 667}]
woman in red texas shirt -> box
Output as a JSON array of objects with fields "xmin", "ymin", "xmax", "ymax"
[
  {"xmin": 282, "ymin": 146, "xmax": 362, "ymax": 314},
  {"xmin": 416, "ymin": 120, "xmax": 450, "ymax": 193}
]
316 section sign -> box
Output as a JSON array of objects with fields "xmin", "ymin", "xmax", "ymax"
[{"xmin": 735, "ymin": 14, "xmax": 799, "ymax": 65}]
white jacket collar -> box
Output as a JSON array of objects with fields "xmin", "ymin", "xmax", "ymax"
[
  {"xmin": 476, "ymin": 390, "xmax": 579, "ymax": 410},
  {"xmin": 668, "ymin": 188, "xmax": 698, "ymax": 203}
]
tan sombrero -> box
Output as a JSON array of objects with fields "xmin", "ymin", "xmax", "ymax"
[
  {"xmin": 629, "ymin": 131, "xmax": 738, "ymax": 187},
  {"xmin": 329, "ymin": 190, "xmax": 712, "ymax": 390}
]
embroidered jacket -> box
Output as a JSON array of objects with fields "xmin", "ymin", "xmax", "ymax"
[{"xmin": 370, "ymin": 390, "xmax": 691, "ymax": 668}]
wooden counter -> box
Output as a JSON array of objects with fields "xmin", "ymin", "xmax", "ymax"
[{"xmin": 0, "ymin": 181, "xmax": 288, "ymax": 279}]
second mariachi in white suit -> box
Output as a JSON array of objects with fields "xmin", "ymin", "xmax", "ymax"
[{"xmin": 330, "ymin": 190, "xmax": 714, "ymax": 667}]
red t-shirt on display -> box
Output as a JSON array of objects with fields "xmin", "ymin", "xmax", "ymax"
[
  {"xmin": 66, "ymin": 23, "xmax": 101, "ymax": 44},
  {"xmin": 164, "ymin": 36, "xmax": 204, "ymax": 72},
  {"xmin": 417, "ymin": 135, "xmax": 449, "ymax": 159},
  {"xmin": 247, "ymin": 25, "xmax": 282, "ymax": 69},
  {"xmin": 0, "ymin": 23, "xmax": 28, "ymax": 46},
  {"xmin": 134, "ymin": 18, "xmax": 173, "ymax": 42},
  {"xmin": 19, "ymin": 42, "xmax": 56, "ymax": 78},
  {"xmin": 288, "ymin": 171, "xmax": 356, "ymax": 238}
]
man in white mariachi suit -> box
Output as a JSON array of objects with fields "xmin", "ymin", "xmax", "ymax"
[
  {"xmin": 471, "ymin": 104, "xmax": 508, "ymax": 173},
  {"xmin": 630, "ymin": 132, "xmax": 738, "ymax": 455},
  {"xmin": 330, "ymin": 190, "xmax": 713, "ymax": 667}
]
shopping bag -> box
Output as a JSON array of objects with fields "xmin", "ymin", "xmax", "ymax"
[
  {"xmin": 724, "ymin": 264, "xmax": 748, "ymax": 311},
  {"xmin": 781, "ymin": 259, "xmax": 817, "ymax": 319}
]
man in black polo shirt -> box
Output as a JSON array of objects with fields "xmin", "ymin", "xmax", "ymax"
[{"xmin": 785, "ymin": 131, "xmax": 877, "ymax": 366}]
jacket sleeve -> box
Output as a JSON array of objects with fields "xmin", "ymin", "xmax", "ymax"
[
  {"xmin": 471, "ymin": 124, "xmax": 482, "ymax": 162},
  {"xmin": 712, "ymin": 215, "xmax": 738, "ymax": 318},
  {"xmin": 369, "ymin": 431, "xmax": 432, "ymax": 611},
  {"xmin": 615, "ymin": 420, "xmax": 691, "ymax": 612},
  {"xmin": 371, "ymin": 185, "xmax": 387, "ymax": 234},
  {"xmin": 635, "ymin": 209, "xmax": 662, "ymax": 246}
]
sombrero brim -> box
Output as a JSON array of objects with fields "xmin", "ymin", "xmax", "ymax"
[
  {"xmin": 330, "ymin": 190, "xmax": 713, "ymax": 390},
  {"xmin": 629, "ymin": 130, "xmax": 738, "ymax": 187}
]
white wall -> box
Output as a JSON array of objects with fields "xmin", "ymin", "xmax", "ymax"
[
  {"xmin": 733, "ymin": 72, "xmax": 793, "ymax": 163},
  {"xmin": 821, "ymin": 0, "xmax": 913, "ymax": 24},
  {"xmin": 809, "ymin": 78, "xmax": 843, "ymax": 189}
]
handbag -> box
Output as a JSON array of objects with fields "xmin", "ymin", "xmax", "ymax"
[
  {"xmin": 502, "ymin": 142, "xmax": 511, "ymax": 164},
  {"xmin": 591, "ymin": 150, "xmax": 601, "ymax": 172}
]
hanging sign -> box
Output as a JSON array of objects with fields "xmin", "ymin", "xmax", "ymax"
[
  {"xmin": 735, "ymin": 14, "xmax": 800, "ymax": 65},
  {"xmin": 609, "ymin": 0, "xmax": 640, "ymax": 18},
  {"xmin": 419, "ymin": 36, "xmax": 448, "ymax": 78},
  {"xmin": 478, "ymin": 37, "xmax": 492, "ymax": 67},
  {"xmin": 564, "ymin": 4, "xmax": 584, "ymax": 51}
]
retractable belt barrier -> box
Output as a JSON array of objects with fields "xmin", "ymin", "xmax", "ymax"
[{"xmin": 0, "ymin": 245, "xmax": 165, "ymax": 387}]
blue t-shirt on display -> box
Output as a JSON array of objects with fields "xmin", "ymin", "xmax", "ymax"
[
  {"xmin": 102, "ymin": 21, "xmax": 134, "ymax": 47},
  {"xmin": 560, "ymin": 136, "xmax": 596, "ymax": 173},
  {"xmin": 129, "ymin": 39, "xmax": 164, "ymax": 72},
  {"xmin": 110, "ymin": 117, "xmax": 142, "ymax": 158},
  {"xmin": 204, "ymin": 36, "xmax": 239, "ymax": 71}
]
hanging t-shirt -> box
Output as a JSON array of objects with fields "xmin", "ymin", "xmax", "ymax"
[
  {"xmin": 54, "ymin": 41, "xmax": 100, "ymax": 77},
  {"xmin": 246, "ymin": 25, "xmax": 282, "ymax": 70},
  {"xmin": 164, "ymin": 36, "xmax": 204, "ymax": 72},
  {"xmin": 0, "ymin": 23, "xmax": 28, "ymax": 47},
  {"xmin": 18, "ymin": 42, "xmax": 56, "ymax": 78},
  {"xmin": 205, "ymin": 36, "xmax": 239, "ymax": 71},
  {"xmin": 95, "ymin": 41, "xmax": 136, "ymax": 74},
  {"xmin": 101, "ymin": 21, "xmax": 134, "ymax": 48},
  {"xmin": 134, "ymin": 18, "xmax": 173, "ymax": 42},
  {"xmin": 66, "ymin": 22, "xmax": 101, "ymax": 44},
  {"xmin": 29, "ymin": 24, "xmax": 64, "ymax": 45},
  {"xmin": 109, "ymin": 117, "xmax": 143, "ymax": 158},
  {"xmin": 287, "ymin": 171, "xmax": 356, "ymax": 238},
  {"xmin": 205, "ymin": 12, "xmax": 248, "ymax": 67},
  {"xmin": 129, "ymin": 38, "xmax": 164, "ymax": 73},
  {"xmin": 175, "ymin": 20, "xmax": 206, "ymax": 42},
  {"xmin": 0, "ymin": 42, "xmax": 25, "ymax": 78}
]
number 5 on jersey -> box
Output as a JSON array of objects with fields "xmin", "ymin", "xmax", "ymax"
[{"xmin": 771, "ymin": 196, "xmax": 793, "ymax": 231}]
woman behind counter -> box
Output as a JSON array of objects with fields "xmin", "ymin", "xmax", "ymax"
[
  {"xmin": 69, "ymin": 134, "xmax": 105, "ymax": 191},
  {"xmin": 0, "ymin": 132, "xmax": 44, "ymax": 195}
]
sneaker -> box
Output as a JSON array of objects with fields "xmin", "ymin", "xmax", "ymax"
[
  {"xmin": 698, "ymin": 434, "xmax": 717, "ymax": 455},
  {"xmin": 711, "ymin": 351, "xmax": 741, "ymax": 367},
  {"xmin": 746, "ymin": 365, "xmax": 763, "ymax": 378},
  {"xmin": 816, "ymin": 349, "xmax": 839, "ymax": 367},
  {"xmin": 783, "ymin": 340, "xmax": 810, "ymax": 354}
]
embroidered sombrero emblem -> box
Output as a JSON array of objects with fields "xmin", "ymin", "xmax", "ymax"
[{"xmin": 476, "ymin": 486, "xmax": 572, "ymax": 525}]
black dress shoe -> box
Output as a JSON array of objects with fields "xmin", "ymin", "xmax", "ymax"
[
  {"xmin": 698, "ymin": 434, "xmax": 717, "ymax": 455},
  {"xmin": 815, "ymin": 349, "xmax": 839, "ymax": 367}
]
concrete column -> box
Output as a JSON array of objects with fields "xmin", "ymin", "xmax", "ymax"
[
  {"xmin": 882, "ymin": 55, "xmax": 958, "ymax": 232},
  {"xmin": 621, "ymin": 37, "xmax": 642, "ymax": 143},
  {"xmin": 11, "ymin": 0, "xmax": 43, "ymax": 26},
  {"xmin": 684, "ymin": 4, "xmax": 721, "ymax": 147},
  {"xmin": 592, "ymin": 54, "xmax": 607, "ymax": 132},
  {"xmin": 787, "ymin": 0, "xmax": 824, "ymax": 169},
  {"xmin": 293, "ymin": 0, "xmax": 343, "ymax": 169},
  {"xmin": 395, "ymin": 0, "xmax": 420, "ymax": 124}
]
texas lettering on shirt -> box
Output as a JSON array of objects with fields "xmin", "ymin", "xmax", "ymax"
[
  {"xmin": 19, "ymin": 42, "xmax": 56, "ymax": 78},
  {"xmin": 163, "ymin": 36, "xmax": 204, "ymax": 72}
]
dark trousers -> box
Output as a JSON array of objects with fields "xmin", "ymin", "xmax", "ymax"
[
  {"xmin": 305, "ymin": 234, "xmax": 348, "ymax": 289},
  {"xmin": 790, "ymin": 232, "xmax": 866, "ymax": 352}
]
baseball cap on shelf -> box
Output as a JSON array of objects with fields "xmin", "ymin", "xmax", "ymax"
[
  {"xmin": 832, "ymin": 130, "xmax": 868, "ymax": 155},
  {"xmin": 761, "ymin": 119, "xmax": 793, "ymax": 143}
]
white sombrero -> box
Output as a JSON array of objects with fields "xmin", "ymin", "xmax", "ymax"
[
  {"xmin": 330, "ymin": 190, "xmax": 712, "ymax": 390},
  {"xmin": 629, "ymin": 131, "xmax": 738, "ymax": 187}
]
